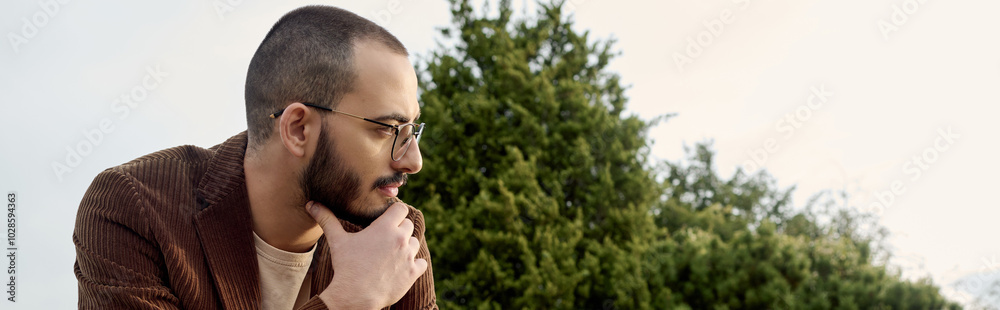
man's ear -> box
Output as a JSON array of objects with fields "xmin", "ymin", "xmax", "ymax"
[{"xmin": 277, "ymin": 102, "xmax": 319, "ymax": 158}]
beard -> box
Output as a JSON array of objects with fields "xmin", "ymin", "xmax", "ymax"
[{"xmin": 300, "ymin": 122, "xmax": 407, "ymax": 227}]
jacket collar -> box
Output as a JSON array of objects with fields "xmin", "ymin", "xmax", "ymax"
[
  {"xmin": 193, "ymin": 131, "xmax": 260, "ymax": 309},
  {"xmin": 190, "ymin": 131, "xmax": 376, "ymax": 306}
]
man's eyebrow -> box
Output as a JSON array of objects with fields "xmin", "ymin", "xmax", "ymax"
[{"xmin": 370, "ymin": 112, "xmax": 410, "ymax": 124}]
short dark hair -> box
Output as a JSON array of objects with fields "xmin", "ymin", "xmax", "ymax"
[{"xmin": 244, "ymin": 5, "xmax": 407, "ymax": 149}]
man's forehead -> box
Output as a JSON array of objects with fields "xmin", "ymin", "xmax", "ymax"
[{"xmin": 344, "ymin": 40, "xmax": 419, "ymax": 123}]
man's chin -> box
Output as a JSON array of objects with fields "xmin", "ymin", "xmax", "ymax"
[
  {"xmin": 367, "ymin": 196, "xmax": 404, "ymax": 220},
  {"xmin": 323, "ymin": 196, "xmax": 403, "ymax": 228}
]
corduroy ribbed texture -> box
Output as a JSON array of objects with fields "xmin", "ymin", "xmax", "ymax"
[{"xmin": 73, "ymin": 131, "xmax": 438, "ymax": 309}]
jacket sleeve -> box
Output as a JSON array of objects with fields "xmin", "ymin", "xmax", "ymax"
[
  {"xmin": 390, "ymin": 206, "xmax": 438, "ymax": 310},
  {"xmin": 74, "ymin": 168, "xmax": 182, "ymax": 309}
]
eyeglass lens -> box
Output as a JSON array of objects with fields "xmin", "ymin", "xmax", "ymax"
[{"xmin": 392, "ymin": 124, "xmax": 423, "ymax": 161}]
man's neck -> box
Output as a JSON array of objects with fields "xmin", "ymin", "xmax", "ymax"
[{"xmin": 244, "ymin": 151, "xmax": 323, "ymax": 253}]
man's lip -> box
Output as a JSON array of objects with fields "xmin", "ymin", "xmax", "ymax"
[{"xmin": 378, "ymin": 183, "xmax": 402, "ymax": 197}]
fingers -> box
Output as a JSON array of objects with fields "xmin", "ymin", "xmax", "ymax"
[
  {"xmin": 398, "ymin": 218, "xmax": 414, "ymax": 234},
  {"xmin": 372, "ymin": 202, "xmax": 410, "ymax": 228},
  {"xmin": 412, "ymin": 258, "xmax": 429, "ymax": 279},
  {"xmin": 407, "ymin": 236, "xmax": 422, "ymax": 280},
  {"xmin": 408, "ymin": 236, "xmax": 420, "ymax": 255},
  {"xmin": 306, "ymin": 201, "xmax": 346, "ymax": 238}
]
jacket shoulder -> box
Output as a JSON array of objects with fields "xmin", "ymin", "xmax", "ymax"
[
  {"xmin": 83, "ymin": 143, "xmax": 220, "ymax": 219},
  {"xmin": 118, "ymin": 144, "xmax": 215, "ymax": 171}
]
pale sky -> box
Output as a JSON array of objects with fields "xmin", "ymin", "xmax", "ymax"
[{"xmin": 2, "ymin": 0, "xmax": 998, "ymax": 308}]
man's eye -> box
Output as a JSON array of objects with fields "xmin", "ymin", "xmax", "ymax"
[{"xmin": 378, "ymin": 127, "xmax": 394, "ymax": 136}]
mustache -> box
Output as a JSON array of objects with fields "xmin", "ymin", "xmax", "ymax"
[{"xmin": 371, "ymin": 172, "xmax": 408, "ymax": 190}]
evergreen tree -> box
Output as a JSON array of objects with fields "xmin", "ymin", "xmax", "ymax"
[
  {"xmin": 402, "ymin": 1, "xmax": 962, "ymax": 309},
  {"xmin": 649, "ymin": 144, "xmax": 960, "ymax": 309}
]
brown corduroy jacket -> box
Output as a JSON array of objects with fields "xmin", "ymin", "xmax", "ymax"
[{"xmin": 73, "ymin": 131, "xmax": 437, "ymax": 309}]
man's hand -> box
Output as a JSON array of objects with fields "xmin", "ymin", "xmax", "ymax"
[{"xmin": 307, "ymin": 201, "xmax": 428, "ymax": 310}]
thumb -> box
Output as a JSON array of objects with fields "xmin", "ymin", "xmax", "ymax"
[
  {"xmin": 414, "ymin": 258, "xmax": 429, "ymax": 275},
  {"xmin": 306, "ymin": 201, "xmax": 346, "ymax": 239}
]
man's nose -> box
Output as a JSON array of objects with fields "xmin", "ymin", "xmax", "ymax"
[{"xmin": 391, "ymin": 141, "xmax": 422, "ymax": 174}]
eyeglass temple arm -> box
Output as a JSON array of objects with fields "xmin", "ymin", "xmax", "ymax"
[
  {"xmin": 268, "ymin": 103, "xmax": 405, "ymax": 133},
  {"xmin": 268, "ymin": 102, "xmax": 334, "ymax": 119}
]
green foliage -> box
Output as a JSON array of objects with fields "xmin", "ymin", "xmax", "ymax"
[{"xmin": 402, "ymin": 1, "xmax": 962, "ymax": 309}]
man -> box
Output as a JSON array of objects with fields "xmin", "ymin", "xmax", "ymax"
[{"xmin": 73, "ymin": 5, "xmax": 436, "ymax": 309}]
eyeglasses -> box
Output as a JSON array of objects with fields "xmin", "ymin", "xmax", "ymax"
[{"xmin": 269, "ymin": 102, "xmax": 424, "ymax": 161}]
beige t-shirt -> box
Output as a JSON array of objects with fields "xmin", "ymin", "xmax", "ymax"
[{"xmin": 253, "ymin": 232, "xmax": 317, "ymax": 310}]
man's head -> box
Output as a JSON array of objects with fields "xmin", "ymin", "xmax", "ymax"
[
  {"xmin": 245, "ymin": 5, "xmax": 408, "ymax": 146},
  {"xmin": 245, "ymin": 6, "xmax": 422, "ymax": 226}
]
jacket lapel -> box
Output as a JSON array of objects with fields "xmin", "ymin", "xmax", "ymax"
[
  {"xmin": 310, "ymin": 235, "xmax": 333, "ymax": 296},
  {"xmin": 193, "ymin": 132, "xmax": 260, "ymax": 309}
]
